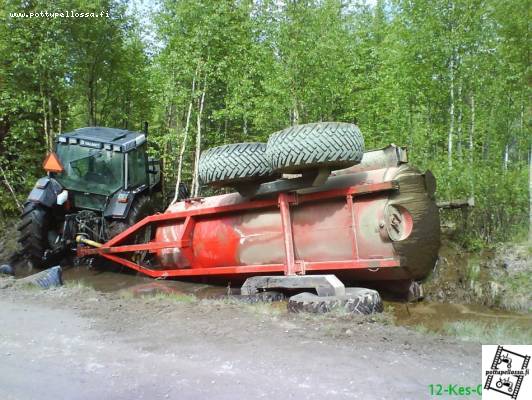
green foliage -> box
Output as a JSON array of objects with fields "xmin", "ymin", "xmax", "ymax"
[
  {"xmin": 443, "ymin": 320, "xmax": 532, "ymax": 345},
  {"xmin": 0, "ymin": 0, "xmax": 529, "ymax": 244},
  {"xmin": 0, "ymin": 0, "xmax": 151, "ymax": 217}
]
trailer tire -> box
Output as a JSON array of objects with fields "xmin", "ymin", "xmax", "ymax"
[
  {"xmin": 266, "ymin": 122, "xmax": 364, "ymax": 173},
  {"xmin": 288, "ymin": 288, "xmax": 382, "ymax": 315},
  {"xmin": 199, "ymin": 143, "xmax": 272, "ymax": 186},
  {"xmin": 234, "ymin": 290, "xmax": 285, "ymax": 303},
  {"xmin": 16, "ymin": 266, "xmax": 63, "ymax": 289}
]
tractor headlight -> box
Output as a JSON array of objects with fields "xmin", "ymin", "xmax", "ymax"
[
  {"xmin": 104, "ymin": 144, "xmax": 112, "ymax": 150},
  {"xmin": 58, "ymin": 137, "xmax": 67, "ymax": 143},
  {"xmin": 113, "ymin": 145, "xmax": 122, "ymax": 152}
]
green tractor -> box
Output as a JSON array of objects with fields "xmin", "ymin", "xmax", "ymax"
[{"xmin": 18, "ymin": 127, "xmax": 182, "ymax": 269}]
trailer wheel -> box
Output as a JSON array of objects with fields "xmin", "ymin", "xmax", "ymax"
[
  {"xmin": 199, "ymin": 142, "xmax": 273, "ymax": 186},
  {"xmin": 234, "ymin": 290, "xmax": 285, "ymax": 303},
  {"xmin": 287, "ymin": 288, "xmax": 382, "ymax": 315},
  {"xmin": 266, "ymin": 122, "xmax": 364, "ymax": 173}
]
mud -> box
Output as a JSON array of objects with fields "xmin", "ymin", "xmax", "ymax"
[
  {"xmin": 0, "ymin": 218, "xmax": 528, "ymax": 398},
  {"xmin": 62, "ymin": 266, "xmax": 231, "ymax": 298},
  {"xmin": 0, "ymin": 277, "xmax": 481, "ymax": 400},
  {"xmin": 424, "ymin": 238, "xmax": 532, "ymax": 312},
  {"xmin": 387, "ymin": 301, "xmax": 531, "ymax": 334},
  {"xmin": 389, "ymin": 167, "xmax": 440, "ymax": 281},
  {"xmin": 18, "ymin": 262, "xmax": 531, "ymax": 339}
]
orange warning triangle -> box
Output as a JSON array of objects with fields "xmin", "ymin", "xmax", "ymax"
[{"xmin": 43, "ymin": 152, "xmax": 64, "ymax": 173}]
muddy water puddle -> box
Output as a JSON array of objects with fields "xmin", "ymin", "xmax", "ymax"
[
  {"xmin": 387, "ymin": 301, "xmax": 531, "ymax": 334},
  {"xmin": 62, "ymin": 266, "xmax": 530, "ymax": 335},
  {"xmin": 62, "ymin": 265, "xmax": 230, "ymax": 298}
]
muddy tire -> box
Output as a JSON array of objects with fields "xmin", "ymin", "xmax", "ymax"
[
  {"xmin": 288, "ymin": 288, "xmax": 382, "ymax": 315},
  {"xmin": 16, "ymin": 266, "xmax": 63, "ymax": 289},
  {"xmin": 199, "ymin": 143, "xmax": 272, "ymax": 186},
  {"xmin": 234, "ymin": 290, "xmax": 285, "ymax": 303},
  {"xmin": 17, "ymin": 202, "xmax": 59, "ymax": 270},
  {"xmin": 266, "ymin": 122, "xmax": 364, "ymax": 173}
]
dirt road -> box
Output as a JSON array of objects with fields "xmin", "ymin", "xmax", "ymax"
[{"xmin": 0, "ymin": 284, "xmax": 481, "ymax": 400}]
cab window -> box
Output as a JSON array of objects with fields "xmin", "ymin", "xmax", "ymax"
[{"xmin": 127, "ymin": 145, "xmax": 148, "ymax": 188}]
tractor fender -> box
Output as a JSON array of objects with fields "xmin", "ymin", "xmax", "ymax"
[
  {"xmin": 104, "ymin": 190, "xmax": 135, "ymax": 219},
  {"xmin": 27, "ymin": 177, "xmax": 63, "ymax": 208}
]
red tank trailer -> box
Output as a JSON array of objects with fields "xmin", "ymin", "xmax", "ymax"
[{"xmin": 77, "ymin": 145, "xmax": 440, "ymax": 294}]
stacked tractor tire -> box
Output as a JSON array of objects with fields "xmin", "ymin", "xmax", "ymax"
[{"xmin": 199, "ymin": 122, "xmax": 365, "ymax": 193}]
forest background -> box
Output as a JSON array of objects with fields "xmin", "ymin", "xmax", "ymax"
[{"xmin": 0, "ymin": 0, "xmax": 529, "ymax": 248}]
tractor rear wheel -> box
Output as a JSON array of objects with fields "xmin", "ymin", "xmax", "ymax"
[
  {"xmin": 266, "ymin": 122, "xmax": 364, "ymax": 173},
  {"xmin": 18, "ymin": 202, "xmax": 61, "ymax": 270},
  {"xmin": 99, "ymin": 195, "xmax": 158, "ymax": 269},
  {"xmin": 107, "ymin": 195, "xmax": 157, "ymax": 240},
  {"xmin": 198, "ymin": 142, "xmax": 273, "ymax": 187}
]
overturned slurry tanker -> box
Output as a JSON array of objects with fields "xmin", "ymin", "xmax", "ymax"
[{"xmin": 78, "ymin": 122, "xmax": 440, "ymax": 312}]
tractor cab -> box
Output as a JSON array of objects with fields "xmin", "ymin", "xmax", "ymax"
[
  {"xmin": 19, "ymin": 126, "xmax": 164, "ymax": 269},
  {"xmin": 51, "ymin": 127, "xmax": 160, "ymax": 212}
]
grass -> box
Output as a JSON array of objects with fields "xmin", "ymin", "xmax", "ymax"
[
  {"xmin": 143, "ymin": 292, "xmax": 197, "ymax": 303},
  {"xmin": 64, "ymin": 280, "xmax": 91, "ymax": 289},
  {"xmin": 243, "ymin": 302, "xmax": 284, "ymax": 317},
  {"xmin": 294, "ymin": 305, "xmax": 394, "ymax": 326},
  {"xmin": 63, "ymin": 280, "xmax": 98, "ymax": 295},
  {"xmin": 443, "ymin": 320, "xmax": 532, "ymax": 345},
  {"xmin": 199, "ymin": 297, "xmax": 284, "ymax": 318},
  {"xmin": 501, "ymin": 271, "xmax": 532, "ymax": 312},
  {"xmin": 412, "ymin": 324, "xmax": 433, "ymax": 335},
  {"xmin": 198, "ymin": 297, "xmax": 242, "ymax": 307}
]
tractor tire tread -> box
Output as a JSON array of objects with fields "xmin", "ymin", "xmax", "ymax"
[
  {"xmin": 287, "ymin": 287, "xmax": 383, "ymax": 315},
  {"xmin": 199, "ymin": 142, "xmax": 272, "ymax": 186},
  {"xmin": 266, "ymin": 122, "xmax": 364, "ymax": 173},
  {"xmin": 17, "ymin": 202, "xmax": 54, "ymax": 269}
]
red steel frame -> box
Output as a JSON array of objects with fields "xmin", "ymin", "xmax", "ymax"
[{"xmin": 77, "ymin": 181, "xmax": 402, "ymax": 279}]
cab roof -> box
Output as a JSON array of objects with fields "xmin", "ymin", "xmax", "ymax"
[{"xmin": 58, "ymin": 127, "xmax": 146, "ymax": 152}]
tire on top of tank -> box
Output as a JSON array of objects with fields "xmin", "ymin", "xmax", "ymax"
[
  {"xmin": 198, "ymin": 142, "xmax": 273, "ymax": 186},
  {"xmin": 266, "ymin": 122, "xmax": 364, "ymax": 174}
]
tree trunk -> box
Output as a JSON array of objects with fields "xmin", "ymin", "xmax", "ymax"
[
  {"xmin": 457, "ymin": 82, "xmax": 462, "ymax": 161},
  {"xmin": 40, "ymin": 84, "xmax": 49, "ymax": 151},
  {"xmin": 88, "ymin": 82, "xmax": 92, "ymax": 126},
  {"xmin": 447, "ymin": 55, "xmax": 455, "ymax": 170},
  {"xmin": 504, "ymin": 143, "xmax": 509, "ymax": 171},
  {"xmin": 291, "ymin": 97, "xmax": 299, "ymax": 126},
  {"xmin": 519, "ymin": 99, "xmax": 524, "ymax": 163},
  {"xmin": 48, "ymin": 96, "xmax": 54, "ymax": 151},
  {"xmin": 529, "ymin": 144, "xmax": 532, "ymax": 242},
  {"xmin": 224, "ymin": 118, "xmax": 228, "ymax": 144},
  {"xmin": 58, "ymin": 106, "xmax": 62, "ymax": 134},
  {"xmin": 408, "ymin": 100, "xmax": 413, "ymax": 151},
  {"xmin": 0, "ymin": 165, "xmax": 21, "ymax": 210},
  {"xmin": 172, "ymin": 66, "xmax": 199, "ymax": 204},
  {"xmin": 469, "ymin": 94, "xmax": 475, "ymax": 196},
  {"xmin": 192, "ymin": 76, "xmax": 207, "ymax": 197}
]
